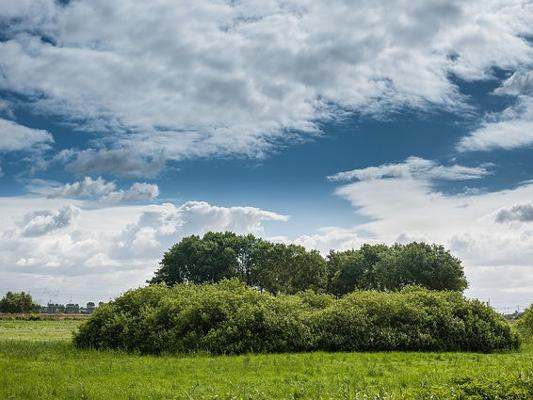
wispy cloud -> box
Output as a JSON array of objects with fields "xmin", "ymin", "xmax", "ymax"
[
  {"xmin": 328, "ymin": 156, "xmax": 492, "ymax": 182},
  {"xmin": 0, "ymin": 118, "xmax": 53, "ymax": 152},
  {"xmin": 28, "ymin": 176, "xmax": 160, "ymax": 204}
]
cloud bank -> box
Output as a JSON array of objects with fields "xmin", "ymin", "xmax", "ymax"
[{"xmin": 1, "ymin": 0, "xmax": 532, "ymax": 174}]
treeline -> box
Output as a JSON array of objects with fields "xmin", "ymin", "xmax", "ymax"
[
  {"xmin": 74, "ymin": 280, "xmax": 519, "ymax": 354},
  {"xmin": 150, "ymin": 232, "xmax": 468, "ymax": 295}
]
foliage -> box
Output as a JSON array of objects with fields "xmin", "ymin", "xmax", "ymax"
[
  {"xmin": 517, "ymin": 304, "xmax": 533, "ymax": 339},
  {"xmin": 0, "ymin": 291, "xmax": 38, "ymax": 313},
  {"xmin": 74, "ymin": 280, "xmax": 518, "ymax": 354},
  {"xmin": 151, "ymin": 232, "xmax": 468, "ymax": 294},
  {"xmin": 327, "ymin": 243, "xmax": 467, "ymax": 295},
  {"xmin": 415, "ymin": 374, "xmax": 533, "ymax": 399}
]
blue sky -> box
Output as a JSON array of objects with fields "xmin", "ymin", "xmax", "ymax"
[{"xmin": 1, "ymin": 0, "xmax": 533, "ymax": 309}]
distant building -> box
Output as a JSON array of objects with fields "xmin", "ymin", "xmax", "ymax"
[
  {"xmin": 86, "ymin": 302, "xmax": 96, "ymax": 313},
  {"xmin": 65, "ymin": 303, "xmax": 79, "ymax": 314},
  {"xmin": 45, "ymin": 303, "xmax": 65, "ymax": 313}
]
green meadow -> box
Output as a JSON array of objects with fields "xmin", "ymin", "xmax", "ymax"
[{"xmin": 1, "ymin": 319, "xmax": 533, "ymax": 399}]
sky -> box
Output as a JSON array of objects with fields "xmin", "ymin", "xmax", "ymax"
[{"xmin": 1, "ymin": 0, "xmax": 533, "ymax": 310}]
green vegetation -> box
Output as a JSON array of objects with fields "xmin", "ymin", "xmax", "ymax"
[
  {"xmin": 517, "ymin": 304, "xmax": 533, "ymax": 338},
  {"xmin": 74, "ymin": 280, "xmax": 517, "ymax": 354},
  {"xmin": 1, "ymin": 235, "xmax": 528, "ymax": 399},
  {"xmin": 1, "ymin": 319, "xmax": 533, "ymax": 399},
  {"xmin": 151, "ymin": 232, "xmax": 467, "ymax": 294},
  {"xmin": 0, "ymin": 291, "xmax": 38, "ymax": 313},
  {"xmin": 0, "ymin": 319, "xmax": 81, "ymax": 341}
]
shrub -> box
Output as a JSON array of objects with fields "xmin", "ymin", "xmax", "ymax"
[
  {"xmin": 74, "ymin": 280, "xmax": 519, "ymax": 354},
  {"xmin": 516, "ymin": 305, "xmax": 533, "ymax": 339}
]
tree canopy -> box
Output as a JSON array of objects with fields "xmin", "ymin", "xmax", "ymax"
[
  {"xmin": 150, "ymin": 232, "xmax": 468, "ymax": 295},
  {"xmin": 0, "ymin": 291, "xmax": 37, "ymax": 313}
]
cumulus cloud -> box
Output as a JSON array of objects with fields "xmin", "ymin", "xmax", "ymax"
[
  {"xmin": 0, "ymin": 118, "xmax": 53, "ymax": 152},
  {"xmin": 495, "ymin": 204, "xmax": 533, "ymax": 223},
  {"xmin": 0, "ymin": 0, "xmax": 532, "ymax": 173},
  {"xmin": 287, "ymin": 227, "xmax": 375, "ymax": 255},
  {"xmin": 30, "ymin": 176, "xmax": 160, "ymax": 203},
  {"xmin": 20, "ymin": 205, "xmax": 79, "ymax": 237},
  {"xmin": 100, "ymin": 182, "xmax": 159, "ymax": 203},
  {"xmin": 45, "ymin": 177, "xmax": 116, "ymax": 198},
  {"xmin": 328, "ymin": 156, "xmax": 491, "ymax": 182},
  {"xmin": 112, "ymin": 201, "xmax": 289, "ymax": 258},
  {"xmin": 0, "ymin": 197, "xmax": 288, "ymax": 303}
]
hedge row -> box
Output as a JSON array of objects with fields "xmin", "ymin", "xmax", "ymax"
[{"xmin": 74, "ymin": 280, "xmax": 519, "ymax": 354}]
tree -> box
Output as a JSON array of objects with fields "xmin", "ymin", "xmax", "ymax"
[
  {"xmin": 151, "ymin": 232, "xmax": 244, "ymax": 285},
  {"xmin": 374, "ymin": 243, "xmax": 467, "ymax": 292},
  {"xmin": 150, "ymin": 232, "xmax": 328, "ymax": 294},
  {"xmin": 0, "ymin": 291, "xmax": 37, "ymax": 313},
  {"xmin": 326, "ymin": 244, "xmax": 389, "ymax": 295},
  {"xmin": 255, "ymin": 243, "xmax": 327, "ymax": 294},
  {"xmin": 326, "ymin": 243, "xmax": 467, "ymax": 294},
  {"xmin": 151, "ymin": 232, "xmax": 468, "ymax": 295}
]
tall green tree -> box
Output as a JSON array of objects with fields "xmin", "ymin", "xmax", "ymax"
[
  {"xmin": 151, "ymin": 232, "xmax": 468, "ymax": 295},
  {"xmin": 150, "ymin": 232, "xmax": 328, "ymax": 294},
  {"xmin": 327, "ymin": 244, "xmax": 389, "ymax": 295},
  {"xmin": 374, "ymin": 243, "xmax": 467, "ymax": 292},
  {"xmin": 0, "ymin": 291, "xmax": 37, "ymax": 313},
  {"xmin": 327, "ymin": 243, "xmax": 467, "ymax": 294},
  {"xmin": 255, "ymin": 243, "xmax": 327, "ymax": 294}
]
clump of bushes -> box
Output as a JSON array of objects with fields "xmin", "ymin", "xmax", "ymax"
[
  {"xmin": 517, "ymin": 305, "xmax": 533, "ymax": 339},
  {"xmin": 74, "ymin": 280, "xmax": 519, "ymax": 354}
]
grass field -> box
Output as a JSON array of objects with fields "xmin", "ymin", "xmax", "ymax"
[{"xmin": 1, "ymin": 319, "xmax": 532, "ymax": 399}]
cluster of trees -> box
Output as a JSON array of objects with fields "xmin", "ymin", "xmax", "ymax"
[
  {"xmin": 0, "ymin": 291, "xmax": 37, "ymax": 313},
  {"xmin": 150, "ymin": 232, "xmax": 468, "ymax": 295},
  {"xmin": 74, "ymin": 280, "xmax": 519, "ymax": 354}
]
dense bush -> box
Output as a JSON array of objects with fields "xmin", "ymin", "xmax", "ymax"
[
  {"xmin": 517, "ymin": 305, "xmax": 533, "ymax": 339},
  {"xmin": 74, "ymin": 280, "xmax": 518, "ymax": 354},
  {"xmin": 150, "ymin": 231, "xmax": 468, "ymax": 294}
]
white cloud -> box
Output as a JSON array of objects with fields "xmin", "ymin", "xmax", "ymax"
[
  {"xmin": 29, "ymin": 176, "xmax": 160, "ymax": 203},
  {"xmin": 289, "ymin": 227, "xmax": 375, "ymax": 255},
  {"xmin": 328, "ymin": 156, "xmax": 491, "ymax": 182},
  {"xmin": 20, "ymin": 205, "xmax": 79, "ymax": 237},
  {"xmin": 44, "ymin": 176, "xmax": 116, "ymax": 198},
  {"xmin": 112, "ymin": 201, "xmax": 289, "ymax": 259},
  {"xmin": 0, "ymin": 197, "xmax": 288, "ymax": 303},
  {"xmin": 0, "ymin": 118, "xmax": 53, "ymax": 152},
  {"xmin": 0, "ymin": 0, "xmax": 532, "ymax": 173},
  {"xmin": 457, "ymin": 71, "xmax": 533, "ymax": 152},
  {"xmin": 494, "ymin": 70, "xmax": 533, "ymax": 96},
  {"xmin": 100, "ymin": 182, "xmax": 159, "ymax": 204}
]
